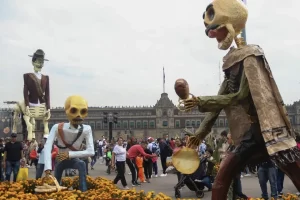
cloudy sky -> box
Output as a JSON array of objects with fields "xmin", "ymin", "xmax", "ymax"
[{"xmin": 0, "ymin": 0, "xmax": 299, "ymax": 108}]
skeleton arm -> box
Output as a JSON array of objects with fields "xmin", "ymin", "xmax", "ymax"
[
  {"xmin": 45, "ymin": 76, "xmax": 50, "ymax": 110},
  {"xmin": 68, "ymin": 126, "xmax": 95, "ymax": 158},
  {"xmin": 23, "ymin": 74, "xmax": 30, "ymax": 107},
  {"xmin": 188, "ymin": 71, "xmax": 249, "ymax": 146},
  {"xmin": 191, "ymin": 80, "xmax": 227, "ymax": 142},
  {"xmin": 187, "ymin": 70, "xmax": 250, "ymax": 113},
  {"xmin": 44, "ymin": 124, "xmax": 58, "ymax": 171}
]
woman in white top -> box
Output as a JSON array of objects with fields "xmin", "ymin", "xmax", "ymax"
[{"xmin": 111, "ymin": 137, "xmax": 129, "ymax": 190}]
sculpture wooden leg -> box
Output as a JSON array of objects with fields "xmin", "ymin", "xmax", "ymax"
[
  {"xmin": 12, "ymin": 105, "xmax": 21, "ymax": 133},
  {"xmin": 23, "ymin": 115, "xmax": 33, "ymax": 140},
  {"xmin": 278, "ymin": 161, "xmax": 300, "ymax": 192},
  {"xmin": 212, "ymin": 124, "xmax": 268, "ymax": 200},
  {"xmin": 31, "ymin": 118, "xmax": 36, "ymax": 139},
  {"xmin": 212, "ymin": 152, "xmax": 241, "ymax": 200},
  {"xmin": 43, "ymin": 118, "xmax": 49, "ymax": 136}
]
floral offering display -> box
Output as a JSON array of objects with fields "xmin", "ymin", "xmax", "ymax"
[
  {"xmin": 238, "ymin": 194, "xmax": 299, "ymax": 200},
  {"xmin": 0, "ymin": 176, "xmax": 172, "ymax": 200}
]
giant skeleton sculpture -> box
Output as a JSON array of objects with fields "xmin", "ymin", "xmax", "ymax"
[
  {"xmin": 175, "ymin": 0, "xmax": 300, "ymax": 199},
  {"xmin": 12, "ymin": 49, "xmax": 51, "ymax": 140},
  {"xmin": 44, "ymin": 95, "xmax": 94, "ymax": 192}
]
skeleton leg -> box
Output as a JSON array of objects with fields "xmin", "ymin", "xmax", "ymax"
[
  {"xmin": 23, "ymin": 115, "xmax": 33, "ymax": 140},
  {"xmin": 278, "ymin": 161, "xmax": 300, "ymax": 192},
  {"xmin": 212, "ymin": 124, "xmax": 267, "ymax": 200},
  {"xmin": 12, "ymin": 105, "xmax": 20, "ymax": 133},
  {"xmin": 212, "ymin": 152, "xmax": 241, "ymax": 200},
  {"xmin": 30, "ymin": 118, "xmax": 36, "ymax": 139},
  {"xmin": 43, "ymin": 118, "xmax": 49, "ymax": 136}
]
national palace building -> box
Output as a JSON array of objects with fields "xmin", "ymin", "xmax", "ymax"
[{"xmin": 1, "ymin": 93, "xmax": 300, "ymax": 140}]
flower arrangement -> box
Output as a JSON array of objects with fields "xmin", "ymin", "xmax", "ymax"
[
  {"xmin": 238, "ymin": 193, "xmax": 299, "ymax": 200},
  {"xmin": 0, "ymin": 176, "xmax": 172, "ymax": 200}
]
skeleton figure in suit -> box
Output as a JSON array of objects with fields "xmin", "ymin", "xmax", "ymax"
[{"xmin": 12, "ymin": 49, "xmax": 51, "ymax": 140}]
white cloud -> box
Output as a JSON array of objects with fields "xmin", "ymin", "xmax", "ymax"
[{"xmin": 0, "ymin": 0, "xmax": 299, "ymax": 108}]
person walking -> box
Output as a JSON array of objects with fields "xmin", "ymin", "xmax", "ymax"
[
  {"xmin": 36, "ymin": 136, "xmax": 48, "ymax": 179},
  {"xmin": 3, "ymin": 133, "xmax": 23, "ymax": 182},
  {"xmin": 127, "ymin": 141, "xmax": 155, "ymax": 186},
  {"xmin": 257, "ymin": 159, "xmax": 278, "ymax": 199},
  {"xmin": 111, "ymin": 137, "xmax": 129, "ymax": 190}
]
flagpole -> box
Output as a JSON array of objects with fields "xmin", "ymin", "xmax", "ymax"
[
  {"xmin": 163, "ymin": 67, "xmax": 165, "ymax": 93},
  {"xmin": 241, "ymin": 0, "xmax": 247, "ymax": 42}
]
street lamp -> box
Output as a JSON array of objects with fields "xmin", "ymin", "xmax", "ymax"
[{"xmin": 103, "ymin": 112, "xmax": 118, "ymax": 143}]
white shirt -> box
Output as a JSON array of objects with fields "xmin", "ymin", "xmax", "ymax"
[
  {"xmin": 113, "ymin": 144, "xmax": 126, "ymax": 162},
  {"xmin": 38, "ymin": 148, "xmax": 45, "ymax": 164},
  {"xmin": 43, "ymin": 122, "xmax": 95, "ymax": 171}
]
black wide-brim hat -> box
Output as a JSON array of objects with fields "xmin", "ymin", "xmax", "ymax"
[{"xmin": 28, "ymin": 49, "xmax": 49, "ymax": 61}]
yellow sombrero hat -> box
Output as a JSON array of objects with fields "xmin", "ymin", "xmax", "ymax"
[{"xmin": 172, "ymin": 146, "xmax": 200, "ymax": 174}]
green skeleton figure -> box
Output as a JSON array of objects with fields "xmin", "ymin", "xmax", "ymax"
[{"xmin": 178, "ymin": 0, "xmax": 300, "ymax": 199}]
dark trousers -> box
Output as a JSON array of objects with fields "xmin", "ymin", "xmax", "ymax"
[
  {"xmin": 176, "ymin": 172, "xmax": 182, "ymax": 182},
  {"xmin": 30, "ymin": 159, "xmax": 38, "ymax": 167},
  {"xmin": 160, "ymin": 156, "xmax": 167, "ymax": 174},
  {"xmin": 277, "ymin": 168, "xmax": 285, "ymax": 193},
  {"xmin": 143, "ymin": 161, "xmax": 153, "ymax": 179},
  {"xmin": 153, "ymin": 161, "xmax": 158, "ymax": 175},
  {"xmin": 127, "ymin": 158, "xmax": 138, "ymax": 184},
  {"xmin": 113, "ymin": 161, "xmax": 127, "ymax": 187},
  {"xmin": 257, "ymin": 166, "xmax": 278, "ymax": 199},
  {"xmin": 91, "ymin": 154, "xmax": 97, "ymax": 167},
  {"xmin": 0, "ymin": 162, "xmax": 4, "ymax": 181},
  {"xmin": 5, "ymin": 161, "xmax": 20, "ymax": 182},
  {"xmin": 36, "ymin": 163, "xmax": 45, "ymax": 179},
  {"xmin": 233, "ymin": 173, "xmax": 247, "ymax": 198},
  {"xmin": 84, "ymin": 159, "xmax": 89, "ymax": 175}
]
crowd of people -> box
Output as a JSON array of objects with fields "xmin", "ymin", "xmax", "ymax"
[{"xmin": 0, "ymin": 131, "xmax": 300, "ymax": 199}]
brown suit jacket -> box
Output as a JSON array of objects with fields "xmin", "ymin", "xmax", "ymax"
[{"xmin": 23, "ymin": 73, "xmax": 50, "ymax": 110}]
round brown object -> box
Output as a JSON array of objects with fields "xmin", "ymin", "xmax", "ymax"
[
  {"xmin": 174, "ymin": 79, "xmax": 190, "ymax": 99},
  {"xmin": 172, "ymin": 147, "xmax": 200, "ymax": 174}
]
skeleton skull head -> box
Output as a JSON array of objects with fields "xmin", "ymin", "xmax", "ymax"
[
  {"xmin": 203, "ymin": 0, "xmax": 248, "ymax": 50},
  {"xmin": 65, "ymin": 95, "xmax": 88, "ymax": 125},
  {"xmin": 29, "ymin": 49, "xmax": 48, "ymax": 72},
  {"xmin": 32, "ymin": 58, "xmax": 44, "ymax": 72}
]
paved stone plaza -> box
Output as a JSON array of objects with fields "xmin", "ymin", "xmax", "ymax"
[{"xmin": 24, "ymin": 160, "xmax": 299, "ymax": 199}]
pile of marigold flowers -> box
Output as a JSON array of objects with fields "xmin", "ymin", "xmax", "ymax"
[
  {"xmin": 238, "ymin": 193, "xmax": 299, "ymax": 200},
  {"xmin": 0, "ymin": 176, "xmax": 172, "ymax": 200}
]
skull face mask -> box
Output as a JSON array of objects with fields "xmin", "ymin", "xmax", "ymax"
[
  {"xmin": 203, "ymin": 0, "xmax": 248, "ymax": 50},
  {"xmin": 65, "ymin": 95, "xmax": 88, "ymax": 126}
]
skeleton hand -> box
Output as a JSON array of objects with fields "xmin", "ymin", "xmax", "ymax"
[
  {"xmin": 44, "ymin": 109, "xmax": 51, "ymax": 120},
  {"xmin": 183, "ymin": 96, "xmax": 200, "ymax": 111},
  {"xmin": 187, "ymin": 136, "xmax": 202, "ymax": 149},
  {"xmin": 57, "ymin": 152, "xmax": 69, "ymax": 162},
  {"xmin": 25, "ymin": 106, "xmax": 33, "ymax": 117}
]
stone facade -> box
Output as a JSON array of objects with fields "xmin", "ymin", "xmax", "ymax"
[{"xmin": 1, "ymin": 94, "xmax": 300, "ymax": 141}]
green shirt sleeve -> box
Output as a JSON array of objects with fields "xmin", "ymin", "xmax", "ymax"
[
  {"xmin": 107, "ymin": 151, "xmax": 112, "ymax": 159},
  {"xmin": 197, "ymin": 70, "xmax": 250, "ymax": 113}
]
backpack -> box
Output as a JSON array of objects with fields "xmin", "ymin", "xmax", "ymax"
[{"xmin": 151, "ymin": 142, "xmax": 158, "ymax": 154}]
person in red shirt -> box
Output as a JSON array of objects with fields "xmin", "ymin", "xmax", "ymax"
[
  {"xmin": 51, "ymin": 144, "xmax": 58, "ymax": 170},
  {"xmin": 127, "ymin": 141, "xmax": 155, "ymax": 186},
  {"xmin": 169, "ymin": 138, "xmax": 175, "ymax": 149}
]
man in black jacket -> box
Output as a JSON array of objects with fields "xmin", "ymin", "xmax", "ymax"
[
  {"xmin": 158, "ymin": 138, "xmax": 171, "ymax": 177},
  {"xmin": 3, "ymin": 133, "xmax": 23, "ymax": 182}
]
